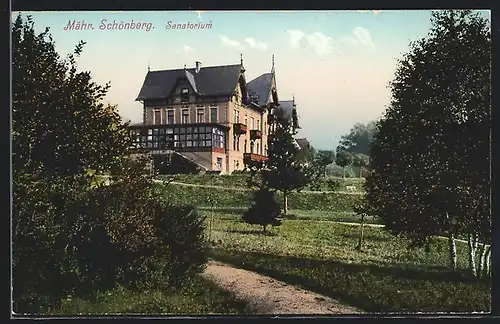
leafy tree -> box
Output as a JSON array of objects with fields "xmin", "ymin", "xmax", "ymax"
[
  {"xmin": 12, "ymin": 15, "xmax": 130, "ymax": 180},
  {"xmin": 336, "ymin": 121, "xmax": 378, "ymax": 178},
  {"xmin": 365, "ymin": 10, "xmax": 490, "ymax": 274},
  {"xmin": 314, "ymin": 150, "xmax": 336, "ymax": 177},
  {"xmin": 335, "ymin": 149, "xmax": 354, "ymax": 178},
  {"xmin": 337, "ymin": 121, "xmax": 378, "ymax": 156},
  {"xmin": 352, "ymin": 153, "xmax": 370, "ymax": 178},
  {"xmin": 242, "ymin": 187, "xmax": 282, "ymax": 234}
]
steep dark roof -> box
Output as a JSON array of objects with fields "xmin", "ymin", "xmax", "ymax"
[
  {"xmin": 278, "ymin": 100, "xmax": 294, "ymax": 120},
  {"xmin": 136, "ymin": 64, "xmax": 242, "ymax": 100},
  {"xmin": 247, "ymin": 73, "xmax": 273, "ymax": 106},
  {"xmin": 295, "ymin": 138, "xmax": 310, "ymax": 150}
]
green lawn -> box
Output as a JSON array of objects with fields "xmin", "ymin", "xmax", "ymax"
[
  {"xmin": 47, "ymin": 276, "xmax": 250, "ymax": 315},
  {"xmin": 203, "ymin": 211, "xmax": 491, "ymax": 313}
]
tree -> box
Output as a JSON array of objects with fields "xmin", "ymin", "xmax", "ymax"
[
  {"xmin": 354, "ymin": 201, "xmax": 370, "ymax": 251},
  {"xmin": 365, "ymin": 10, "xmax": 490, "ymax": 274},
  {"xmin": 336, "ymin": 121, "xmax": 378, "ymax": 178},
  {"xmin": 337, "ymin": 121, "xmax": 378, "ymax": 156},
  {"xmin": 263, "ymin": 116, "xmax": 319, "ymax": 215},
  {"xmin": 242, "ymin": 187, "xmax": 282, "ymax": 234},
  {"xmin": 335, "ymin": 149, "xmax": 354, "ymax": 178},
  {"xmin": 12, "ymin": 16, "xmax": 130, "ymax": 181},
  {"xmin": 352, "ymin": 153, "xmax": 370, "ymax": 178},
  {"xmin": 314, "ymin": 150, "xmax": 336, "ymax": 177},
  {"xmin": 245, "ymin": 106, "xmax": 319, "ymax": 215}
]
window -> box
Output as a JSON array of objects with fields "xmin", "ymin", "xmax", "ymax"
[
  {"xmin": 257, "ymin": 119, "xmax": 260, "ymax": 130},
  {"xmin": 167, "ymin": 110, "xmax": 174, "ymax": 124},
  {"xmin": 182, "ymin": 109, "xmax": 189, "ymax": 123},
  {"xmin": 237, "ymin": 138, "xmax": 240, "ymax": 151},
  {"xmin": 212, "ymin": 128, "xmax": 225, "ymax": 149},
  {"xmin": 264, "ymin": 121, "xmax": 267, "ymax": 135},
  {"xmin": 153, "ymin": 110, "xmax": 161, "ymax": 125},
  {"xmin": 234, "ymin": 109, "xmax": 239, "ymax": 123},
  {"xmin": 250, "ymin": 117, "xmax": 254, "ymax": 130},
  {"xmin": 250, "ymin": 141, "xmax": 254, "ymax": 154},
  {"xmin": 244, "ymin": 139, "xmax": 247, "ymax": 153},
  {"xmin": 257, "ymin": 143, "xmax": 260, "ymax": 155},
  {"xmin": 264, "ymin": 145, "xmax": 268, "ymax": 156},
  {"xmin": 210, "ymin": 106, "xmax": 218, "ymax": 123},
  {"xmin": 233, "ymin": 136, "xmax": 236, "ymax": 150},
  {"xmin": 181, "ymin": 88, "xmax": 189, "ymax": 103},
  {"xmin": 216, "ymin": 157, "xmax": 223, "ymax": 170},
  {"xmin": 244, "ymin": 115, "xmax": 248, "ymax": 126},
  {"xmin": 197, "ymin": 108, "xmax": 205, "ymax": 123}
]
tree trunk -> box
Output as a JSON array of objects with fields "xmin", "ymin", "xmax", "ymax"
[
  {"xmin": 356, "ymin": 214, "xmax": 365, "ymax": 251},
  {"xmin": 484, "ymin": 245, "xmax": 491, "ymax": 278},
  {"xmin": 263, "ymin": 224, "xmax": 267, "ymax": 234},
  {"xmin": 467, "ymin": 232, "xmax": 478, "ymax": 277},
  {"xmin": 448, "ymin": 229, "xmax": 457, "ymax": 271},
  {"xmin": 283, "ymin": 192, "xmax": 288, "ymax": 215},
  {"xmin": 478, "ymin": 243, "xmax": 487, "ymax": 278},
  {"xmin": 446, "ymin": 213, "xmax": 457, "ymax": 271}
]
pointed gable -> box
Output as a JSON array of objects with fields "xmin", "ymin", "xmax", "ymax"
[{"xmin": 247, "ymin": 73, "xmax": 274, "ymax": 107}]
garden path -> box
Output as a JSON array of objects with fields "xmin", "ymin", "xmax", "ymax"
[{"xmin": 202, "ymin": 261, "xmax": 363, "ymax": 315}]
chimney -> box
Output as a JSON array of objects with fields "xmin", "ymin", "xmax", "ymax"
[{"xmin": 195, "ymin": 61, "xmax": 201, "ymax": 73}]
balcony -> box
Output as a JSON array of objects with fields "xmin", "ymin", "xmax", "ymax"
[
  {"xmin": 243, "ymin": 153, "xmax": 268, "ymax": 164},
  {"xmin": 233, "ymin": 123, "xmax": 248, "ymax": 135},
  {"xmin": 250, "ymin": 129, "xmax": 263, "ymax": 140}
]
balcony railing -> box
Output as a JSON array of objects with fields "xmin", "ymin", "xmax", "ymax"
[
  {"xmin": 243, "ymin": 153, "xmax": 268, "ymax": 164},
  {"xmin": 250, "ymin": 129, "xmax": 263, "ymax": 140},
  {"xmin": 233, "ymin": 123, "xmax": 248, "ymax": 135}
]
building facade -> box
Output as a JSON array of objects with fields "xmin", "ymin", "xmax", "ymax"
[{"xmin": 129, "ymin": 57, "xmax": 300, "ymax": 174}]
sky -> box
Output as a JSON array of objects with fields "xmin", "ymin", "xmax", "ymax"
[{"xmin": 12, "ymin": 10, "xmax": 490, "ymax": 150}]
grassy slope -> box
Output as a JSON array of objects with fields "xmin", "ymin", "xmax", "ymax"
[
  {"xmin": 203, "ymin": 211, "xmax": 491, "ymax": 313},
  {"xmin": 50, "ymin": 276, "xmax": 250, "ymax": 315},
  {"xmin": 155, "ymin": 182, "xmax": 363, "ymax": 213},
  {"xmin": 199, "ymin": 207, "xmax": 380, "ymax": 224},
  {"xmin": 164, "ymin": 174, "xmax": 366, "ymax": 191}
]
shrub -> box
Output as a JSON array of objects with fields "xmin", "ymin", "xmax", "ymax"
[
  {"xmin": 326, "ymin": 178, "xmax": 341, "ymax": 191},
  {"xmin": 152, "ymin": 204, "xmax": 208, "ymax": 287},
  {"xmin": 13, "ymin": 169, "xmax": 208, "ymax": 313},
  {"xmin": 242, "ymin": 187, "xmax": 282, "ymax": 233}
]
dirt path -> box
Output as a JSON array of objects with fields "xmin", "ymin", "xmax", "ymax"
[{"xmin": 202, "ymin": 261, "xmax": 363, "ymax": 315}]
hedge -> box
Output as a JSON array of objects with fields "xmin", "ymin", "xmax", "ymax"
[
  {"xmin": 160, "ymin": 174, "xmax": 366, "ymax": 192},
  {"xmin": 154, "ymin": 182, "xmax": 363, "ymax": 212}
]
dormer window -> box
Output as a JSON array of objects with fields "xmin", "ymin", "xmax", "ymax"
[{"xmin": 181, "ymin": 88, "xmax": 189, "ymax": 103}]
